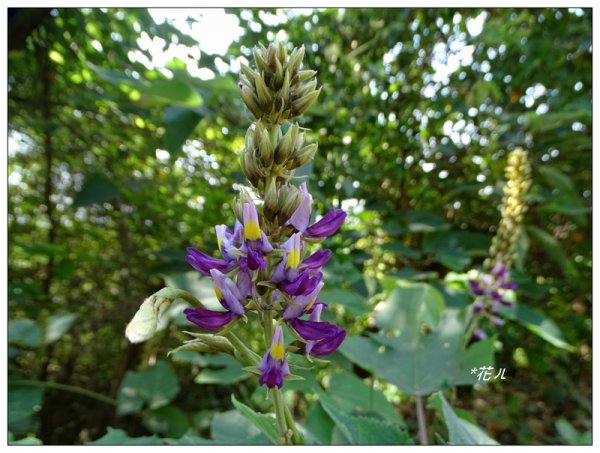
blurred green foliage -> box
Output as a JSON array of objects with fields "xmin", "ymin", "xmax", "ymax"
[{"xmin": 8, "ymin": 7, "xmax": 591, "ymax": 445}]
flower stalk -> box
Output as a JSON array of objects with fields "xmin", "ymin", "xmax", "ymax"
[
  {"xmin": 467, "ymin": 148, "xmax": 531, "ymax": 343},
  {"xmin": 126, "ymin": 42, "xmax": 347, "ymax": 445}
]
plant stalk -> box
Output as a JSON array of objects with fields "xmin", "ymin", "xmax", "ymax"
[{"xmin": 415, "ymin": 394, "xmax": 428, "ymax": 445}]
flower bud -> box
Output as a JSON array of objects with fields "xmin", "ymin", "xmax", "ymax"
[
  {"xmin": 263, "ymin": 176, "xmax": 278, "ymax": 221},
  {"xmin": 126, "ymin": 288, "xmax": 178, "ymax": 343},
  {"xmin": 289, "ymin": 143, "xmax": 318, "ymax": 169},
  {"xmin": 275, "ymin": 123, "xmax": 299, "ymax": 165},
  {"xmin": 169, "ymin": 333, "xmax": 235, "ymax": 355},
  {"xmin": 292, "ymin": 87, "xmax": 321, "ymax": 117}
]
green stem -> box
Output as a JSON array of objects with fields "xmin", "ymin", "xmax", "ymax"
[
  {"xmin": 11, "ymin": 380, "xmax": 118, "ymax": 406},
  {"xmin": 156, "ymin": 287, "xmax": 202, "ymax": 307},
  {"xmin": 463, "ymin": 306, "xmax": 481, "ymax": 349},
  {"xmin": 282, "ymin": 398, "xmax": 303, "ymax": 445},
  {"xmin": 272, "ymin": 387, "xmax": 291, "ymax": 444},
  {"xmin": 415, "ymin": 395, "xmax": 428, "ymax": 445},
  {"xmin": 224, "ymin": 332, "xmax": 261, "ymax": 366}
]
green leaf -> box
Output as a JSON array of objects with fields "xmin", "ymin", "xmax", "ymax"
[
  {"xmin": 555, "ymin": 418, "xmax": 591, "ymax": 445},
  {"xmin": 88, "ymin": 427, "xmax": 163, "ymax": 445},
  {"xmin": 91, "ymin": 64, "xmax": 202, "ymax": 107},
  {"xmin": 319, "ymin": 396, "xmax": 413, "ymax": 445},
  {"xmin": 8, "ymin": 381, "xmax": 45, "ymax": 433},
  {"xmin": 305, "ymin": 400, "xmax": 335, "ymax": 444},
  {"xmin": 319, "ymin": 288, "xmax": 369, "ymax": 316},
  {"xmin": 526, "ymin": 225, "xmax": 579, "ymax": 280},
  {"xmin": 73, "ymin": 173, "xmax": 121, "ymax": 207},
  {"xmin": 44, "ymin": 313, "xmax": 77, "ymax": 344},
  {"xmin": 9, "ymin": 435, "xmax": 43, "ymax": 445},
  {"xmin": 398, "ymin": 210, "xmax": 450, "ymax": 233},
  {"xmin": 231, "ymin": 395, "xmax": 279, "ymax": 444},
  {"xmin": 142, "ymin": 404, "xmax": 190, "ymax": 438},
  {"xmin": 164, "ymin": 106, "xmax": 202, "ymax": 154},
  {"xmin": 499, "ymin": 302, "xmax": 575, "ymax": 351},
  {"xmin": 340, "ymin": 310, "xmax": 495, "ymax": 395},
  {"xmin": 438, "ymin": 392, "xmax": 498, "ymax": 445},
  {"xmin": 117, "ymin": 360, "xmax": 180, "ymax": 415},
  {"xmin": 211, "ymin": 408, "xmax": 272, "ymax": 444},
  {"xmin": 374, "ymin": 280, "xmax": 445, "ymax": 334},
  {"xmin": 323, "ymin": 371, "xmax": 405, "ymax": 426},
  {"xmin": 194, "ymin": 354, "xmax": 249, "ymax": 385},
  {"xmin": 8, "ymin": 318, "xmax": 41, "ymax": 348}
]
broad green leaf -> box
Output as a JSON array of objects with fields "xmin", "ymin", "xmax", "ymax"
[
  {"xmin": 499, "ymin": 302, "xmax": 575, "ymax": 351},
  {"xmin": 73, "ymin": 173, "xmax": 121, "ymax": 207},
  {"xmin": 555, "ymin": 418, "xmax": 591, "ymax": 445},
  {"xmin": 91, "ymin": 64, "xmax": 202, "ymax": 107},
  {"xmin": 194, "ymin": 354, "xmax": 249, "ymax": 385},
  {"xmin": 88, "ymin": 427, "xmax": 163, "ymax": 445},
  {"xmin": 231, "ymin": 395, "xmax": 279, "ymax": 444},
  {"xmin": 374, "ymin": 280, "xmax": 445, "ymax": 334},
  {"xmin": 398, "ymin": 210, "xmax": 450, "ymax": 233},
  {"xmin": 340, "ymin": 310, "xmax": 495, "ymax": 395},
  {"xmin": 142, "ymin": 404, "xmax": 190, "ymax": 438},
  {"xmin": 305, "ymin": 400, "xmax": 335, "ymax": 445},
  {"xmin": 323, "ymin": 371, "xmax": 405, "ymax": 426},
  {"xmin": 438, "ymin": 392, "xmax": 498, "ymax": 445},
  {"xmin": 526, "ymin": 225, "xmax": 579, "ymax": 280},
  {"xmin": 9, "ymin": 435, "xmax": 43, "ymax": 445},
  {"xmin": 319, "ymin": 396, "xmax": 413, "ymax": 445},
  {"xmin": 163, "ymin": 432, "xmax": 217, "ymax": 445},
  {"xmin": 8, "ymin": 318, "xmax": 41, "ymax": 348},
  {"xmin": 211, "ymin": 408, "xmax": 272, "ymax": 444},
  {"xmin": 12, "ymin": 241, "xmax": 66, "ymax": 257},
  {"xmin": 8, "ymin": 381, "xmax": 45, "ymax": 433},
  {"xmin": 164, "ymin": 106, "xmax": 202, "ymax": 154},
  {"xmin": 319, "ymin": 288, "xmax": 369, "ymax": 316},
  {"xmin": 381, "ymin": 241, "xmax": 422, "ymax": 259},
  {"xmin": 44, "ymin": 313, "xmax": 77, "ymax": 344},
  {"xmin": 117, "ymin": 360, "xmax": 180, "ymax": 415}
]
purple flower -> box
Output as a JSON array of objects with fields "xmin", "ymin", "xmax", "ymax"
[
  {"xmin": 286, "ymin": 182, "xmax": 312, "ymax": 232},
  {"xmin": 257, "ymin": 325, "xmax": 290, "ymax": 389},
  {"xmin": 243, "ymin": 202, "xmax": 273, "ymax": 253},
  {"xmin": 237, "ymin": 267, "xmax": 255, "ymax": 299},
  {"xmin": 271, "ymin": 233, "xmax": 303, "ymax": 283},
  {"xmin": 281, "ymin": 270, "xmax": 323, "ymax": 297},
  {"xmin": 283, "ymin": 281, "xmax": 324, "ymax": 320},
  {"xmin": 288, "ymin": 304, "xmax": 346, "ymax": 355},
  {"xmin": 210, "ymin": 269, "xmax": 245, "ymax": 315},
  {"xmin": 472, "ymin": 328, "xmax": 487, "ymax": 341},
  {"xmin": 304, "ymin": 209, "xmax": 346, "ymax": 238},
  {"xmin": 469, "ymin": 261, "xmax": 517, "ymax": 325},
  {"xmin": 184, "ymin": 307, "xmax": 235, "ymax": 331},
  {"xmin": 303, "ymin": 249, "xmax": 332, "ymax": 270},
  {"xmin": 187, "ymin": 247, "xmax": 236, "ymax": 276}
]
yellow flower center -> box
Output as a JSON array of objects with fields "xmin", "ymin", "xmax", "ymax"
[
  {"xmin": 286, "ymin": 248, "xmax": 300, "ymax": 269},
  {"xmin": 304, "ymin": 298, "xmax": 316, "ymax": 312},
  {"xmin": 214, "ymin": 286, "xmax": 223, "ymax": 301},
  {"xmin": 270, "ymin": 342, "xmax": 285, "ymax": 361},
  {"xmin": 217, "ymin": 236, "xmax": 223, "ymax": 252},
  {"xmin": 244, "ymin": 220, "xmax": 261, "ymax": 240}
]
